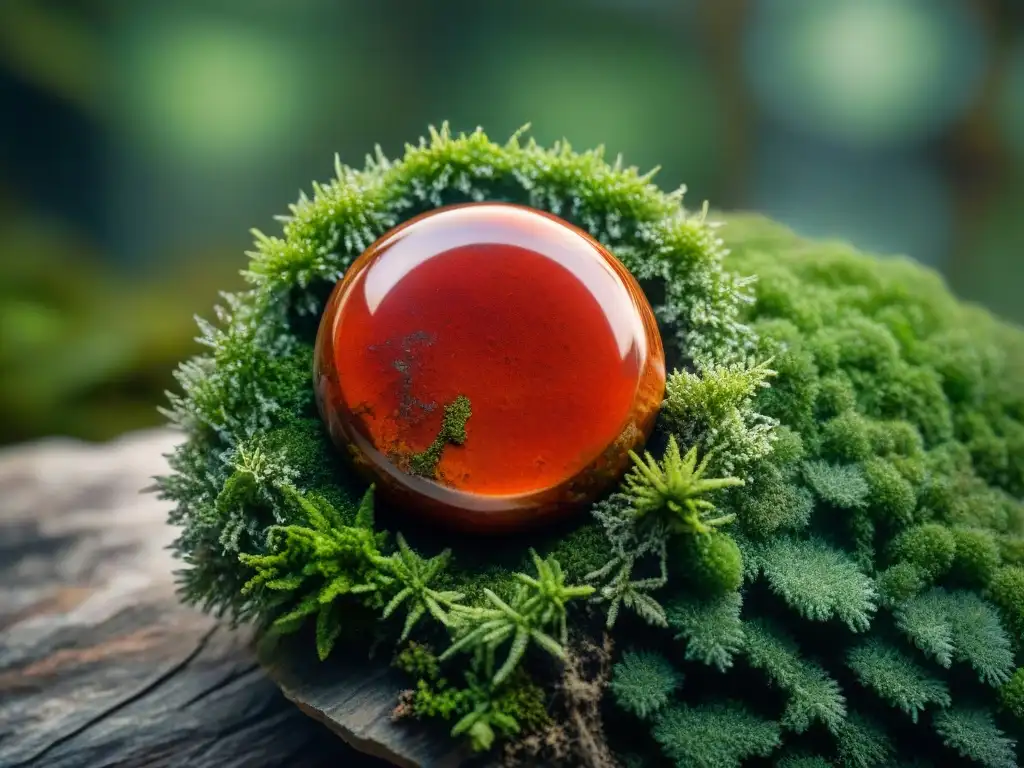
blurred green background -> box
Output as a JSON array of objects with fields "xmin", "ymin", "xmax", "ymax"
[{"xmin": 1, "ymin": 0, "xmax": 1022, "ymax": 446}]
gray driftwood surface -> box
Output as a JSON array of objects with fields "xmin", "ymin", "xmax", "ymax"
[
  {"xmin": 260, "ymin": 636, "xmax": 472, "ymax": 768},
  {"xmin": 0, "ymin": 429, "xmax": 459, "ymax": 768}
]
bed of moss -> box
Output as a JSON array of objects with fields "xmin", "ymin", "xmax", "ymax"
[{"xmin": 159, "ymin": 127, "xmax": 1024, "ymax": 767}]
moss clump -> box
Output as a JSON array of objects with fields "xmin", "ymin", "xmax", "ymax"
[
  {"xmin": 1002, "ymin": 669, "xmax": 1024, "ymax": 722},
  {"xmin": 161, "ymin": 128, "xmax": 1024, "ymax": 765},
  {"xmin": 989, "ymin": 566, "xmax": 1024, "ymax": 645},
  {"xmin": 394, "ymin": 641, "xmax": 441, "ymax": 681},
  {"xmin": 688, "ymin": 533, "xmax": 743, "ymax": 594},
  {"xmin": 875, "ymin": 562, "xmax": 926, "ymax": 608},
  {"xmin": 889, "ymin": 523, "xmax": 956, "ymax": 581},
  {"xmin": 407, "ymin": 394, "xmax": 472, "ymax": 478},
  {"xmin": 950, "ymin": 527, "xmax": 1002, "ymax": 587}
]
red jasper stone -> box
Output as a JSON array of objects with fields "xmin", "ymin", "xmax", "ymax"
[{"xmin": 314, "ymin": 202, "xmax": 665, "ymax": 533}]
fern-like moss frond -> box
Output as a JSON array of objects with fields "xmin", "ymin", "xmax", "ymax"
[
  {"xmin": 609, "ymin": 650, "xmax": 682, "ymax": 720},
  {"xmin": 651, "ymin": 700, "xmax": 781, "ymax": 768},
  {"xmin": 238, "ymin": 485, "xmax": 386, "ymax": 659},
  {"xmin": 743, "ymin": 536, "xmax": 877, "ymax": 632},
  {"xmin": 895, "ymin": 589, "xmax": 1013, "ymax": 687},
  {"xmin": 741, "ymin": 619, "xmax": 846, "ymax": 734},
  {"xmin": 846, "ymin": 638, "xmax": 950, "ymax": 723},
  {"xmin": 933, "ymin": 707, "xmax": 1016, "ymax": 768},
  {"xmin": 833, "ymin": 713, "xmax": 894, "ymax": 768},
  {"xmin": 666, "ymin": 591, "xmax": 744, "ymax": 673},
  {"xmin": 802, "ymin": 460, "xmax": 870, "ymax": 510},
  {"xmin": 375, "ymin": 534, "xmax": 464, "ymax": 641}
]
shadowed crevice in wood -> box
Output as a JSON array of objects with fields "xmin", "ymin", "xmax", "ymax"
[
  {"xmin": 8, "ymin": 626, "xmax": 219, "ymax": 767},
  {"xmin": 178, "ymin": 658, "xmax": 265, "ymax": 710}
]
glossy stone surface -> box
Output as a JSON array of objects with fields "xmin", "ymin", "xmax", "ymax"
[{"xmin": 314, "ymin": 203, "xmax": 665, "ymax": 532}]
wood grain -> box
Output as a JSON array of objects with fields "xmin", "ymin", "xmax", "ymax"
[
  {"xmin": 260, "ymin": 632, "xmax": 474, "ymax": 768},
  {"xmin": 0, "ymin": 429, "xmax": 394, "ymax": 768}
]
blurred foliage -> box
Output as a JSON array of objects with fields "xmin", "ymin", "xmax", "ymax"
[
  {"xmin": 0, "ymin": 196, "xmax": 242, "ymax": 444},
  {"xmin": 0, "ymin": 0, "xmax": 1022, "ymax": 445}
]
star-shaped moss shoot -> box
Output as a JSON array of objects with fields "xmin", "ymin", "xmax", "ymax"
[
  {"xmin": 374, "ymin": 534, "xmax": 465, "ymax": 641},
  {"xmin": 625, "ymin": 435, "xmax": 743, "ymax": 535},
  {"xmin": 440, "ymin": 551, "xmax": 594, "ymax": 686}
]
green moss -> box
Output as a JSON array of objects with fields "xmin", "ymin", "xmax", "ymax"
[
  {"xmin": 1001, "ymin": 668, "xmax": 1024, "ymax": 722},
  {"xmin": 161, "ymin": 132, "xmax": 1024, "ymax": 766},
  {"xmin": 925, "ymin": 329, "xmax": 986, "ymax": 405},
  {"xmin": 262, "ymin": 419, "xmax": 346, "ymax": 486},
  {"xmin": 949, "ymin": 527, "xmax": 1002, "ymax": 587},
  {"xmin": 395, "ymin": 649, "xmax": 550, "ymax": 751},
  {"xmin": 543, "ymin": 522, "xmax": 613, "ymax": 582},
  {"xmin": 925, "ymin": 440, "xmax": 974, "ymax": 477},
  {"xmin": 410, "ymin": 678, "xmax": 468, "ymax": 720},
  {"xmin": 394, "ymin": 641, "xmax": 441, "ymax": 681},
  {"xmin": 999, "ymin": 535, "xmax": 1024, "ymax": 566},
  {"xmin": 889, "ymin": 524, "xmax": 956, "ymax": 582},
  {"xmin": 989, "ymin": 566, "xmax": 1024, "ymax": 644},
  {"xmin": 876, "ymin": 562, "xmax": 926, "ymax": 607},
  {"xmin": 890, "ymin": 455, "xmax": 927, "ymax": 493},
  {"xmin": 812, "ymin": 315, "xmax": 902, "ymax": 374},
  {"xmin": 610, "ymin": 650, "xmax": 683, "ymax": 720},
  {"xmin": 770, "ymin": 425, "xmax": 806, "ymax": 467},
  {"xmin": 652, "ymin": 701, "xmax": 781, "ymax": 767},
  {"xmin": 873, "ymin": 362, "xmax": 952, "ymax": 446},
  {"xmin": 735, "ymin": 463, "xmax": 814, "ymax": 536},
  {"xmin": 407, "ymin": 394, "xmax": 472, "ymax": 478},
  {"xmin": 803, "ymin": 460, "xmax": 870, "ymax": 510},
  {"xmin": 820, "ymin": 412, "xmax": 874, "ymax": 463},
  {"xmin": 862, "ymin": 457, "xmax": 917, "ymax": 528},
  {"xmin": 489, "ymin": 671, "xmax": 550, "ymax": 733},
  {"xmin": 689, "ymin": 533, "xmax": 743, "ymax": 594},
  {"xmin": 753, "ymin": 341, "xmax": 819, "ymax": 439},
  {"xmin": 816, "ymin": 371, "xmax": 858, "ymax": 419},
  {"xmin": 869, "ymin": 419, "xmax": 924, "ymax": 459}
]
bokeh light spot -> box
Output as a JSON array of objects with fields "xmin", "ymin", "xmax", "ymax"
[
  {"xmin": 744, "ymin": 0, "xmax": 987, "ymax": 147},
  {"xmin": 116, "ymin": 14, "xmax": 307, "ymax": 163}
]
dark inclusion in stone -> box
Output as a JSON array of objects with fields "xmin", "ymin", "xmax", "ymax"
[{"xmin": 314, "ymin": 202, "xmax": 666, "ymax": 533}]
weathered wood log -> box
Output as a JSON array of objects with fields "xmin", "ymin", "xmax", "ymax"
[
  {"xmin": 0, "ymin": 430, "xmax": 401, "ymax": 768},
  {"xmin": 260, "ymin": 634, "xmax": 473, "ymax": 768}
]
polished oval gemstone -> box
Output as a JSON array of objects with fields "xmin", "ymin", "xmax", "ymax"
[{"xmin": 314, "ymin": 202, "xmax": 666, "ymax": 532}]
